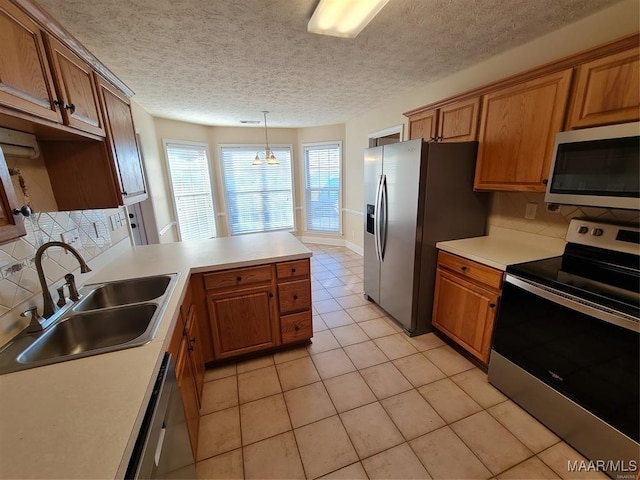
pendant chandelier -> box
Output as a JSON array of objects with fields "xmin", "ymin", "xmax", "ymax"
[{"xmin": 253, "ymin": 111, "xmax": 279, "ymax": 165}]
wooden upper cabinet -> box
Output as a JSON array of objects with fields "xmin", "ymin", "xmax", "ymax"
[
  {"xmin": 0, "ymin": 0, "xmax": 61, "ymax": 123},
  {"xmin": 566, "ymin": 48, "xmax": 640, "ymax": 129},
  {"xmin": 438, "ymin": 97, "xmax": 480, "ymax": 142},
  {"xmin": 474, "ymin": 69, "xmax": 573, "ymax": 192},
  {"xmin": 95, "ymin": 74, "xmax": 147, "ymax": 204},
  {"xmin": 0, "ymin": 149, "xmax": 26, "ymax": 244},
  {"xmin": 408, "ymin": 109, "xmax": 437, "ymax": 141},
  {"xmin": 44, "ymin": 35, "xmax": 104, "ymax": 136}
]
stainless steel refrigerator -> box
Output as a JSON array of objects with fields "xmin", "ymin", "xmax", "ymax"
[{"xmin": 363, "ymin": 138, "xmax": 488, "ymax": 336}]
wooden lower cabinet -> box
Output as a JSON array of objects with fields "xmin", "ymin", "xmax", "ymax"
[
  {"xmin": 167, "ymin": 287, "xmax": 204, "ymax": 459},
  {"xmin": 432, "ymin": 252, "xmax": 502, "ymax": 364},
  {"xmin": 202, "ymin": 258, "xmax": 313, "ymax": 362},
  {"xmin": 207, "ymin": 284, "xmax": 280, "ymax": 359},
  {"xmin": 175, "ymin": 335, "xmax": 199, "ymax": 459}
]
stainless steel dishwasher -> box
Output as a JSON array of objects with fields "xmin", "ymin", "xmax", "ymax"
[{"xmin": 126, "ymin": 353, "xmax": 195, "ymax": 479}]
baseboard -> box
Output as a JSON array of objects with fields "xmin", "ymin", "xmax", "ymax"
[
  {"xmin": 298, "ymin": 235, "xmax": 345, "ymax": 247},
  {"xmin": 345, "ymin": 241, "xmax": 364, "ymax": 256}
]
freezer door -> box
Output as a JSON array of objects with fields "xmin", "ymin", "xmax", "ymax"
[
  {"xmin": 363, "ymin": 146, "xmax": 383, "ymax": 302},
  {"xmin": 379, "ymin": 139, "xmax": 423, "ymax": 331}
]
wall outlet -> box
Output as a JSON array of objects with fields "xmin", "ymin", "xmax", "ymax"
[
  {"xmin": 524, "ymin": 203, "xmax": 538, "ymax": 220},
  {"xmin": 61, "ymin": 228, "xmax": 80, "ymax": 247}
]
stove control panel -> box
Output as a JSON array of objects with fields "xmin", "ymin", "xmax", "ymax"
[{"xmin": 567, "ymin": 219, "xmax": 639, "ymax": 255}]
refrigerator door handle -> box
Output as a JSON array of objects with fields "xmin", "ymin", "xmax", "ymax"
[
  {"xmin": 380, "ymin": 174, "xmax": 388, "ymax": 261},
  {"xmin": 374, "ymin": 175, "xmax": 383, "ymax": 262}
]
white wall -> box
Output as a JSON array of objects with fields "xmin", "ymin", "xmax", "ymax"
[
  {"xmin": 130, "ymin": 101, "xmax": 178, "ymax": 243},
  {"xmin": 343, "ymin": 0, "xmax": 639, "ymax": 249},
  {"xmin": 142, "ymin": 118, "xmax": 345, "ymax": 240}
]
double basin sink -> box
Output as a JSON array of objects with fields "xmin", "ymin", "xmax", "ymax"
[{"xmin": 0, "ymin": 274, "xmax": 178, "ymax": 375}]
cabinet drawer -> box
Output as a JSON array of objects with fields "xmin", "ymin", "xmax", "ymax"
[
  {"xmin": 204, "ymin": 265, "xmax": 273, "ymax": 291},
  {"xmin": 278, "ymin": 279, "xmax": 311, "ymax": 314},
  {"xmin": 437, "ymin": 251, "xmax": 503, "ymax": 290},
  {"xmin": 276, "ymin": 259, "xmax": 310, "ymax": 281},
  {"xmin": 281, "ymin": 311, "xmax": 312, "ymax": 343}
]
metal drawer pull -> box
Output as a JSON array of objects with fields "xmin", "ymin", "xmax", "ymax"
[
  {"xmin": 236, "ymin": 276, "xmax": 242, "ymax": 282},
  {"xmin": 293, "ymin": 294, "xmax": 298, "ymax": 300},
  {"xmin": 489, "ymin": 303, "xmax": 496, "ymax": 308},
  {"xmin": 460, "ymin": 265, "xmax": 467, "ymax": 271},
  {"xmin": 294, "ymin": 325, "xmax": 300, "ymax": 332},
  {"xmin": 291, "ymin": 268, "xmax": 296, "ymax": 273}
]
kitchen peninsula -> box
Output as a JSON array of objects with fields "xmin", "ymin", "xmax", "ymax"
[{"xmin": 0, "ymin": 232, "xmax": 311, "ymax": 479}]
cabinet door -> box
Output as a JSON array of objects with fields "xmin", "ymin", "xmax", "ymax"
[
  {"xmin": 207, "ymin": 285, "xmax": 279, "ymax": 359},
  {"xmin": 567, "ymin": 48, "xmax": 640, "ymax": 129},
  {"xmin": 0, "ymin": 0, "xmax": 61, "ymax": 123},
  {"xmin": 0, "ymin": 149, "xmax": 26, "ymax": 244},
  {"xmin": 95, "ymin": 74, "xmax": 147, "ymax": 204},
  {"xmin": 45, "ymin": 36, "xmax": 104, "ymax": 136},
  {"xmin": 432, "ymin": 268, "xmax": 499, "ymax": 364},
  {"xmin": 474, "ymin": 69, "xmax": 572, "ymax": 192},
  {"xmin": 186, "ymin": 305, "xmax": 205, "ymax": 405},
  {"xmin": 438, "ymin": 97, "xmax": 480, "ymax": 142},
  {"xmin": 176, "ymin": 338, "xmax": 199, "ymax": 459},
  {"xmin": 408, "ymin": 109, "xmax": 437, "ymax": 140}
]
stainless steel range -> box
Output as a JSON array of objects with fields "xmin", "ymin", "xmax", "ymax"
[{"xmin": 488, "ymin": 218, "xmax": 639, "ymax": 480}]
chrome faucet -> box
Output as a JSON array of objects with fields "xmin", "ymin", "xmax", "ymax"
[{"xmin": 35, "ymin": 241, "xmax": 92, "ymax": 319}]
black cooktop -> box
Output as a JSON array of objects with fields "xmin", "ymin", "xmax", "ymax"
[{"xmin": 506, "ymin": 243, "xmax": 640, "ymax": 319}]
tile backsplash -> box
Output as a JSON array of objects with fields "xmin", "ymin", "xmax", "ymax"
[
  {"xmin": 0, "ymin": 208, "xmax": 130, "ymax": 343},
  {"xmin": 488, "ymin": 192, "xmax": 640, "ymax": 239}
]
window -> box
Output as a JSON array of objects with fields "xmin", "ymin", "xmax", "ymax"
[
  {"xmin": 303, "ymin": 142, "xmax": 341, "ymax": 233},
  {"xmin": 163, "ymin": 141, "xmax": 217, "ymax": 241},
  {"xmin": 220, "ymin": 146, "xmax": 294, "ymax": 235}
]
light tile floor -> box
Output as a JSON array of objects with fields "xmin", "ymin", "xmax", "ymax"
[{"xmin": 196, "ymin": 243, "xmax": 607, "ymax": 480}]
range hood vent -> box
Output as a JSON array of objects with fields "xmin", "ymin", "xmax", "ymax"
[{"xmin": 0, "ymin": 127, "xmax": 40, "ymax": 159}]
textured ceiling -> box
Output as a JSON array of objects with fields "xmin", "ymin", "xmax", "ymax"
[{"xmin": 36, "ymin": 0, "xmax": 622, "ymax": 127}]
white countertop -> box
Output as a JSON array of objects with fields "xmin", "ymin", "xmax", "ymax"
[
  {"xmin": 436, "ymin": 226, "xmax": 566, "ymax": 271},
  {"xmin": 0, "ymin": 232, "xmax": 311, "ymax": 480}
]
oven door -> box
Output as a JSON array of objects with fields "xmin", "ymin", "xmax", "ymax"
[{"xmin": 492, "ymin": 274, "xmax": 639, "ymax": 443}]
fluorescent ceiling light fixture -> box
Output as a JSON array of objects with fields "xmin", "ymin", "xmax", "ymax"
[{"xmin": 308, "ymin": 0, "xmax": 389, "ymax": 38}]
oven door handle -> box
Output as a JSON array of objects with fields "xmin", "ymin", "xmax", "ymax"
[{"xmin": 505, "ymin": 274, "xmax": 640, "ymax": 333}]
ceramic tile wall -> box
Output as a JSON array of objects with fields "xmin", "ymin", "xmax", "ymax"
[
  {"xmin": 0, "ymin": 208, "xmax": 128, "ymax": 336},
  {"xmin": 488, "ymin": 192, "xmax": 640, "ymax": 239}
]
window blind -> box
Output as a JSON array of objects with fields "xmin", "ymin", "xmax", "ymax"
[
  {"xmin": 304, "ymin": 143, "xmax": 341, "ymax": 233},
  {"xmin": 164, "ymin": 142, "xmax": 217, "ymax": 241},
  {"xmin": 220, "ymin": 146, "xmax": 294, "ymax": 235}
]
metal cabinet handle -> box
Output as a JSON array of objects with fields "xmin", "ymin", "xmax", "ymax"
[
  {"xmin": 13, "ymin": 205, "xmax": 31, "ymax": 217},
  {"xmin": 291, "ymin": 268, "xmax": 296, "ymax": 273},
  {"xmin": 54, "ymin": 99, "xmax": 64, "ymax": 108},
  {"xmin": 65, "ymin": 103, "xmax": 76, "ymax": 114},
  {"xmin": 293, "ymin": 294, "xmax": 298, "ymax": 300},
  {"xmin": 461, "ymin": 265, "xmax": 467, "ymax": 271},
  {"xmin": 236, "ymin": 276, "xmax": 242, "ymax": 282},
  {"xmin": 294, "ymin": 325, "xmax": 300, "ymax": 332},
  {"xmin": 268, "ymin": 292, "xmax": 274, "ymax": 298},
  {"xmin": 542, "ymin": 179, "xmax": 548, "ymax": 185},
  {"xmin": 489, "ymin": 303, "xmax": 496, "ymax": 308}
]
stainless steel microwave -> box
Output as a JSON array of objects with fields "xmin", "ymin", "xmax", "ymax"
[{"xmin": 545, "ymin": 122, "xmax": 639, "ymax": 210}]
